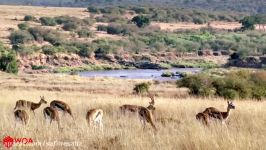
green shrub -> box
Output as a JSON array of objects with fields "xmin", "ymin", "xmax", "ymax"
[
  {"xmin": 13, "ymin": 45, "xmax": 39, "ymax": 55},
  {"xmin": 28, "ymin": 27, "xmax": 45, "ymax": 41},
  {"xmin": 177, "ymin": 74, "xmax": 214, "ymax": 97},
  {"xmin": 62, "ymin": 22, "xmax": 78, "ymax": 31},
  {"xmin": 77, "ymin": 28, "xmax": 94, "ymax": 38},
  {"xmin": 161, "ymin": 71, "xmax": 175, "ymax": 77},
  {"xmin": 18, "ymin": 23, "xmax": 29, "ymax": 30},
  {"xmin": 9, "ymin": 31, "xmax": 33, "ymax": 45},
  {"xmin": 87, "ymin": 6, "xmax": 99, "ymax": 13},
  {"xmin": 31, "ymin": 65, "xmax": 48, "ymax": 70},
  {"xmin": 131, "ymin": 15, "xmax": 150, "ymax": 28},
  {"xmin": 43, "ymin": 31, "xmax": 63, "ymax": 46},
  {"xmin": 133, "ymin": 82, "xmax": 151, "ymax": 94},
  {"xmin": 42, "ymin": 45, "xmax": 58, "ymax": 55},
  {"xmin": 178, "ymin": 70, "xmax": 266, "ymax": 100},
  {"xmin": 78, "ymin": 44, "xmax": 95, "ymax": 57},
  {"xmin": 40, "ymin": 17, "xmax": 57, "ymax": 26},
  {"xmin": 24, "ymin": 15, "xmax": 36, "ymax": 21},
  {"xmin": 0, "ymin": 50, "xmax": 18, "ymax": 74}
]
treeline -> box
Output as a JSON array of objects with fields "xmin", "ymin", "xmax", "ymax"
[
  {"xmin": 1, "ymin": 0, "xmax": 266, "ymax": 13},
  {"xmin": 88, "ymin": 6, "xmax": 245, "ymax": 23}
]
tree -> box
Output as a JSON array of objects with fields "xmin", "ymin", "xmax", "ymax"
[
  {"xmin": 0, "ymin": 50, "xmax": 18, "ymax": 74},
  {"xmin": 131, "ymin": 15, "xmax": 150, "ymax": 28},
  {"xmin": 240, "ymin": 16, "xmax": 256, "ymax": 30}
]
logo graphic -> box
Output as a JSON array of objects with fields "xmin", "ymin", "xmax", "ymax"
[
  {"xmin": 2, "ymin": 136, "xmax": 14, "ymax": 148},
  {"xmin": 2, "ymin": 136, "xmax": 33, "ymax": 149}
]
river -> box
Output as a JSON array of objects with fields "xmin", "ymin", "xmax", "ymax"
[{"xmin": 78, "ymin": 68, "xmax": 201, "ymax": 80}]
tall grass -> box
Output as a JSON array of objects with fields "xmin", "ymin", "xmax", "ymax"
[{"xmin": 0, "ymin": 73, "xmax": 265, "ymax": 150}]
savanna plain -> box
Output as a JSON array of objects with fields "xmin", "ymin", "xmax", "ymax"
[{"xmin": 0, "ymin": 72, "xmax": 265, "ymax": 150}]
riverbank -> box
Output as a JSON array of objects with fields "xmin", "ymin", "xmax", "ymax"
[{"xmin": 19, "ymin": 53, "xmax": 222, "ymax": 73}]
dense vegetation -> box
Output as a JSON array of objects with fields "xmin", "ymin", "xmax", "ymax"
[
  {"xmin": 0, "ymin": 43, "xmax": 18, "ymax": 74},
  {"xmin": 177, "ymin": 70, "xmax": 266, "ymax": 100},
  {"xmin": 88, "ymin": 6, "xmax": 245, "ymax": 23},
  {"xmin": 8, "ymin": 14, "xmax": 266, "ymax": 61}
]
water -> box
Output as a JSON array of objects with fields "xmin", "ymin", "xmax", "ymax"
[{"xmin": 78, "ymin": 68, "xmax": 201, "ymax": 80}]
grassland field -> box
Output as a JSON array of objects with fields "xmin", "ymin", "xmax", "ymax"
[{"xmin": 0, "ymin": 72, "xmax": 265, "ymax": 150}]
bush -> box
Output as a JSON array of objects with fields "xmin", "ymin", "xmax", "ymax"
[
  {"xmin": 31, "ymin": 65, "xmax": 48, "ymax": 70},
  {"xmin": 28, "ymin": 27, "xmax": 46, "ymax": 42},
  {"xmin": 133, "ymin": 82, "xmax": 151, "ymax": 94},
  {"xmin": 13, "ymin": 45, "xmax": 39, "ymax": 55},
  {"xmin": 78, "ymin": 44, "xmax": 95, "ymax": 57},
  {"xmin": 40, "ymin": 17, "xmax": 57, "ymax": 26},
  {"xmin": 43, "ymin": 31, "xmax": 63, "ymax": 46},
  {"xmin": 18, "ymin": 23, "xmax": 29, "ymax": 30},
  {"xmin": 87, "ymin": 6, "xmax": 99, "ymax": 13},
  {"xmin": 161, "ymin": 71, "xmax": 175, "ymax": 77},
  {"xmin": 77, "ymin": 29, "xmax": 94, "ymax": 38},
  {"xmin": 131, "ymin": 15, "xmax": 150, "ymax": 28},
  {"xmin": 62, "ymin": 22, "xmax": 78, "ymax": 31},
  {"xmin": 0, "ymin": 50, "xmax": 18, "ymax": 74},
  {"xmin": 42, "ymin": 45, "xmax": 58, "ymax": 55},
  {"xmin": 177, "ymin": 74, "xmax": 214, "ymax": 97},
  {"xmin": 24, "ymin": 15, "xmax": 35, "ymax": 21},
  {"xmin": 9, "ymin": 31, "xmax": 33, "ymax": 45},
  {"xmin": 178, "ymin": 70, "xmax": 266, "ymax": 100}
]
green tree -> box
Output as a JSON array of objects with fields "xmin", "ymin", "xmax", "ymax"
[
  {"xmin": 240, "ymin": 16, "xmax": 256, "ymax": 30},
  {"xmin": 131, "ymin": 15, "xmax": 150, "ymax": 28},
  {"xmin": 0, "ymin": 49, "xmax": 18, "ymax": 74}
]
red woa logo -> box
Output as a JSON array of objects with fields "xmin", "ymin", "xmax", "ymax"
[
  {"xmin": 2, "ymin": 136, "xmax": 33, "ymax": 149},
  {"xmin": 2, "ymin": 136, "xmax": 13, "ymax": 149}
]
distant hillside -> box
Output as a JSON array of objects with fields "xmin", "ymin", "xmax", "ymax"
[{"xmin": 0, "ymin": 0, "xmax": 266, "ymax": 14}]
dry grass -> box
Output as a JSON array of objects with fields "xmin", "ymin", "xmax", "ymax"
[{"xmin": 0, "ymin": 72, "xmax": 265, "ymax": 150}]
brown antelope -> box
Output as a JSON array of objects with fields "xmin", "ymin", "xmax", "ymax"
[
  {"xmin": 138, "ymin": 106, "xmax": 157, "ymax": 131},
  {"xmin": 119, "ymin": 93, "xmax": 156, "ymax": 115},
  {"xmin": 196, "ymin": 112, "xmax": 209, "ymax": 126},
  {"xmin": 14, "ymin": 96, "xmax": 47, "ymax": 115},
  {"xmin": 196, "ymin": 101, "xmax": 236, "ymax": 125},
  {"xmin": 43, "ymin": 107, "xmax": 61, "ymax": 130},
  {"xmin": 86, "ymin": 109, "xmax": 103, "ymax": 130},
  {"xmin": 50, "ymin": 100, "xmax": 73, "ymax": 118},
  {"xmin": 14, "ymin": 109, "xmax": 29, "ymax": 126}
]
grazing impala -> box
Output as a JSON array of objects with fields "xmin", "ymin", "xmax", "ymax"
[
  {"xmin": 86, "ymin": 109, "xmax": 103, "ymax": 130},
  {"xmin": 138, "ymin": 106, "xmax": 157, "ymax": 131},
  {"xmin": 119, "ymin": 93, "xmax": 156, "ymax": 115},
  {"xmin": 43, "ymin": 106, "xmax": 61, "ymax": 130},
  {"xmin": 14, "ymin": 96, "xmax": 47, "ymax": 115},
  {"xmin": 50, "ymin": 100, "xmax": 73, "ymax": 118},
  {"xmin": 196, "ymin": 112, "xmax": 209, "ymax": 126},
  {"xmin": 14, "ymin": 109, "xmax": 29, "ymax": 126},
  {"xmin": 196, "ymin": 101, "xmax": 236, "ymax": 125}
]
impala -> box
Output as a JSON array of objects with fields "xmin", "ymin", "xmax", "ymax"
[
  {"xmin": 14, "ymin": 96, "xmax": 47, "ymax": 115},
  {"xmin": 119, "ymin": 93, "xmax": 156, "ymax": 115},
  {"xmin": 14, "ymin": 109, "xmax": 29, "ymax": 126},
  {"xmin": 50, "ymin": 100, "xmax": 73, "ymax": 118},
  {"xmin": 196, "ymin": 112, "xmax": 209, "ymax": 126},
  {"xmin": 43, "ymin": 106, "xmax": 61, "ymax": 130},
  {"xmin": 138, "ymin": 106, "xmax": 157, "ymax": 131},
  {"xmin": 196, "ymin": 101, "xmax": 236, "ymax": 125},
  {"xmin": 86, "ymin": 108, "xmax": 103, "ymax": 130}
]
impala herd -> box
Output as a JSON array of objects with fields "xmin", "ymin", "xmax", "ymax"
[{"xmin": 13, "ymin": 94, "xmax": 236, "ymax": 131}]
